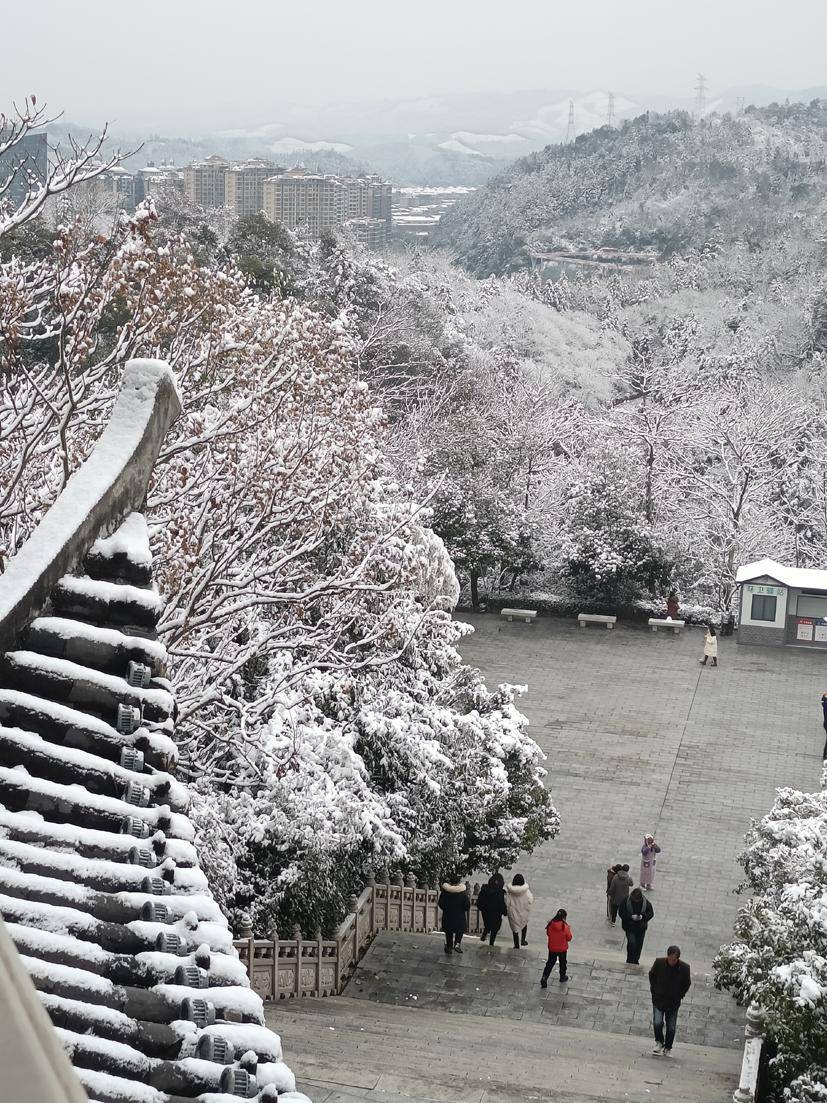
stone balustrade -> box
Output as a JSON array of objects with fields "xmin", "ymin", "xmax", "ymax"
[{"xmin": 233, "ymin": 873, "xmax": 483, "ymax": 1000}]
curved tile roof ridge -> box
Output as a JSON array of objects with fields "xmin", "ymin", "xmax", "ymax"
[{"xmin": 0, "ymin": 501, "xmax": 309, "ymax": 1102}]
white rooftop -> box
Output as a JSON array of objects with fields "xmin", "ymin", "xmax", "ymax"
[{"xmin": 736, "ymin": 558, "xmax": 827, "ymax": 591}]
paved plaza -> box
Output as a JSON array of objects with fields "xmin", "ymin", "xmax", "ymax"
[{"xmin": 268, "ymin": 616, "xmax": 825, "ymax": 1102}]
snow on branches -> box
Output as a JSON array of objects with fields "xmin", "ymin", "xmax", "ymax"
[
  {"xmin": 715, "ymin": 786, "xmax": 827, "ymax": 1100},
  {"xmin": 1, "ymin": 138, "xmax": 559, "ymax": 937}
]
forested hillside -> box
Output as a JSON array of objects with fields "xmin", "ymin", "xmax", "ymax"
[{"xmin": 437, "ymin": 102, "xmax": 827, "ymax": 276}]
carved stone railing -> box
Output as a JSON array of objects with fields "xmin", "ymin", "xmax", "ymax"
[
  {"xmin": 0, "ymin": 359, "xmax": 180, "ymax": 653},
  {"xmin": 233, "ymin": 873, "xmax": 484, "ymax": 1000},
  {"xmin": 733, "ymin": 1005, "xmax": 764, "ymax": 1103}
]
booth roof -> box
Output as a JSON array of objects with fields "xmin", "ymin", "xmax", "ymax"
[{"xmin": 736, "ymin": 558, "xmax": 827, "ymax": 591}]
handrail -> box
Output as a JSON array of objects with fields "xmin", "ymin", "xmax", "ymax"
[
  {"xmin": 733, "ymin": 1004, "xmax": 764, "ymax": 1103},
  {"xmin": 234, "ymin": 876, "xmax": 484, "ymax": 1000},
  {"xmin": 0, "ymin": 359, "xmax": 180, "ymax": 652}
]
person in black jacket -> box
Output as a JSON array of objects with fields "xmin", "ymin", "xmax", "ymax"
[
  {"xmin": 619, "ymin": 888, "xmax": 654, "ymax": 964},
  {"xmin": 477, "ymin": 873, "xmax": 507, "ymax": 946},
  {"xmin": 438, "ymin": 876, "xmax": 470, "ymax": 954},
  {"xmin": 649, "ymin": 945, "xmax": 692, "ymax": 1055}
]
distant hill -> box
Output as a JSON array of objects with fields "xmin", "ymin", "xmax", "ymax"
[{"xmin": 436, "ymin": 101, "xmax": 827, "ymax": 275}]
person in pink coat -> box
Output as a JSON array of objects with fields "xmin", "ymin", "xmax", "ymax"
[{"xmin": 640, "ymin": 834, "xmax": 661, "ymax": 890}]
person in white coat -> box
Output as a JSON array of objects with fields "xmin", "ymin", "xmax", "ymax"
[
  {"xmin": 506, "ymin": 873, "xmax": 534, "ymax": 948},
  {"xmin": 699, "ymin": 624, "xmax": 718, "ymax": 667}
]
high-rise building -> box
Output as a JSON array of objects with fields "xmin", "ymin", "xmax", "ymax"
[
  {"xmin": 263, "ymin": 168, "xmax": 339, "ymax": 237},
  {"xmin": 263, "ymin": 168, "xmax": 393, "ymax": 246},
  {"xmin": 0, "ymin": 130, "xmax": 48, "ymax": 207},
  {"xmin": 363, "ymin": 177, "xmax": 393, "ymax": 229},
  {"xmin": 225, "ymin": 158, "xmax": 281, "ymax": 218},
  {"xmin": 183, "ymin": 155, "xmax": 228, "ymax": 208}
]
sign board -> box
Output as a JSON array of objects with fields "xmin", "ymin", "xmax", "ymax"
[
  {"xmin": 745, "ymin": 583, "xmax": 784, "ymax": 596},
  {"xmin": 815, "ymin": 624, "xmax": 827, "ymax": 643},
  {"xmin": 797, "ymin": 620, "xmax": 814, "ymax": 641}
]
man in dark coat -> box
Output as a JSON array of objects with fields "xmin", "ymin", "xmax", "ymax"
[
  {"xmin": 649, "ymin": 945, "xmax": 692, "ymax": 1056},
  {"xmin": 477, "ymin": 873, "xmax": 507, "ymax": 945},
  {"xmin": 438, "ymin": 877, "xmax": 470, "ymax": 953},
  {"xmin": 607, "ymin": 864, "xmax": 633, "ymax": 925},
  {"xmin": 619, "ymin": 888, "xmax": 653, "ymax": 964}
]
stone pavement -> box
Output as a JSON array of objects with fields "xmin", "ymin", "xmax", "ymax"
[
  {"xmin": 454, "ymin": 614, "xmax": 822, "ymax": 975},
  {"xmin": 267, "ymin": 617, "xmax": 824, "ymax": 1102}
]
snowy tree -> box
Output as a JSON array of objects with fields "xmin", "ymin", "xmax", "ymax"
[
  {"xmin": 715, "ymin": 787, "xmax": 827, "ymax": 1101},
  {"xmin": 0, "ymin": 111, "xmax": 560, "ymax": 938},
  {"xmin": 560, "ymin": 448, "xmax": 676, "ymax": 608}
]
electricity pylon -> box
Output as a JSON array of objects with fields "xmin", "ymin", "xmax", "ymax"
[
  {"xmin": 606, "ymin": 91, "xmax": 616, "ymax": 128},
  {"xmin": 565, "ymin": 99, "xmax": 576, "ymax": 144},
  {"xmin": 695, "ymin": 73, "xmax": 708, "ymax": 119}
]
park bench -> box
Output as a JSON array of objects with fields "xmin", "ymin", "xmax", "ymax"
[
  {"xmin": 578, "ymin": 613, "xmax": 617, "ymax": 630},
  {"xmin": 648, "ymin": 617, "xmax": 685, "ymax": 635},
  {"xmin": 500, "ymin": 608, "xmax": 537, "ymax": 624}
]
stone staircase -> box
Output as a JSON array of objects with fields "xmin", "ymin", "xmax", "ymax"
[{"xmin": 266, "ymin": 931, "xmax": 743, "ymax": 1103}]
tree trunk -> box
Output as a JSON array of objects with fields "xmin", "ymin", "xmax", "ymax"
[{"xmin": 470, "ymin": 571, "xmax": 480, "ymax": 609}]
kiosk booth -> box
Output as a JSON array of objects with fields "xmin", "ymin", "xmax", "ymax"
[{"xmin": 736, "ymin": 558, "xmax": 827, "ymax": 649}]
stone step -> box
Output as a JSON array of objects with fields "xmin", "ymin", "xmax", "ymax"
[
  {"xmin": 342, "ymin": 932, "xmax": 744, "ymax": 1052},
  {"xmin": 266, "ymin": 995, "xmax": 740, "ymax": 1103}
]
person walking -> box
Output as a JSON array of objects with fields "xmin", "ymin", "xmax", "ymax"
[
  {"xmin": 540, "ymin": 909, "xmax": 572, "ymax": 987},
  {"xmin": 438, "ymin": 876, "xmax": 470, "ymax": 954},
  {"xmin": 699, "ymin": 624, "xmax": 718, "ymax": 667},
  {"xmin": 477, "ymin": 873, "xmax": 507, "ymax": 946},
  {"xmin": 506, "ymin": 873, "xmax": 534, "ymax": 948},
  {"xmin": 640, "ymin": 834, "xmax": 661, "ymax": 890},
  {"xmin": 606, "ymin": 863, "xmax": 622, "ymax": 920},
  {"xmin": 666, "ymin": 591, "xmax": 679, "ymax": 620},
  {"xmin": 649, "ymin": 945, "xmax": 692, "ymax": 1056},
  {"xmin": 619, "ymin": 887, "xmax": 654, "ymax": 964},
  {"xmin": 607, "ymin": 864, "xmax": 633, "ymax": 925},
  {"xmin": 821, "ymin": 692, "xmax": 827, "ymax": 759}
]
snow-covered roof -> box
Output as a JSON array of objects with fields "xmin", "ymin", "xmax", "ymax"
[
  {"xmin": 736, "ymin": 558, "xmax": 827, "ymax": 591},
  {"xmin": 0, "ymin": 502, "xmax": 307, "ymax": 1097}
]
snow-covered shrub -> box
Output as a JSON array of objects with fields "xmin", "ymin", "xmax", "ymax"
[{"xmin": 714, "ymin": 787, "xmax": 827, "ymax": 1101}]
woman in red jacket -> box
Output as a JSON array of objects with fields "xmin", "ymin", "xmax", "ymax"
[{"xmin": 540, "ymin": 908, "xmax": 572, "ymax": 986}]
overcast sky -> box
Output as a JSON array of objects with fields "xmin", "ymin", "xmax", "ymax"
[{"xmin": 3, "ymin": 0, "xmax": 825, "ymax": 133}]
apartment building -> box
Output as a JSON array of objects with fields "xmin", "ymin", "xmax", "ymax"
[
  {"xmin": 344, "ymin": 216, "xmax": 390, "ymax": 250},
  {"xmin": 134, "ymin": 163, "xmax": 184, "ymax": 205},
  {"xmin": 335, "ymin": 175, "xmax": 392, "ymax": 230},
  {"xmin": 262, "ymin": 168, "xmax": 339, "ymax": 236},
  {"xmin": 183, "ymin": 154, "xmax": 228, "ymax": 208},
  {"xmin": 225, "ymin": 158, "xmax": 281, "ymax": 218},
  {"xmin": 99, "ymin": 165, "xmax": 137, "ymax": 210},
  {"xmin": 0, "ymin": 130, "xmax": 48, "ymax": 207}
]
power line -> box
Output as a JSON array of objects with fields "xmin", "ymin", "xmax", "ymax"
[
  {"xmin": 565, "ymin": 99, "xmax": 576, "ymax": 144},
  {"xmin": 606, "ymin": 91, "xmax": 616, "ymax": 128}
]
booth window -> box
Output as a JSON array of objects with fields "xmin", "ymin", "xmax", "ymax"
[{"xmin": 751, "ymin": 593, "xmax": 777, "ymax": 622}]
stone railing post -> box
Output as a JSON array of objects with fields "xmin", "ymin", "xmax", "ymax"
[
  {"xmin": 292, "ymin": 925, "xmax": 303, "ymax": 998},
  {"xmin": 733, "ymin": 1004, "xmax": 764, "ymax": 1103},
  {"xmin": 267, "ymin": 924, "xmax": 280, "ymax": 1000},
  {"xmin": 348, "ymin": 894, "xmax": 359, "ymax": 968},
  {"xmin": 367, "ymin": 872, "xmax": 377, "ymax": 935}
]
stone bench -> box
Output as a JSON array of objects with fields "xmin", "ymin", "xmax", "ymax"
[
  {"xmin": 578, "ymin": 613, "xmax": 617, "ymax": 630},
  {"xmin": 500, "ymin": 608, "xmax": 537, "ymax": 624},
  {"xmin": 648, "ymin": 617, "xmax": 685, "ymax": 635}
]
